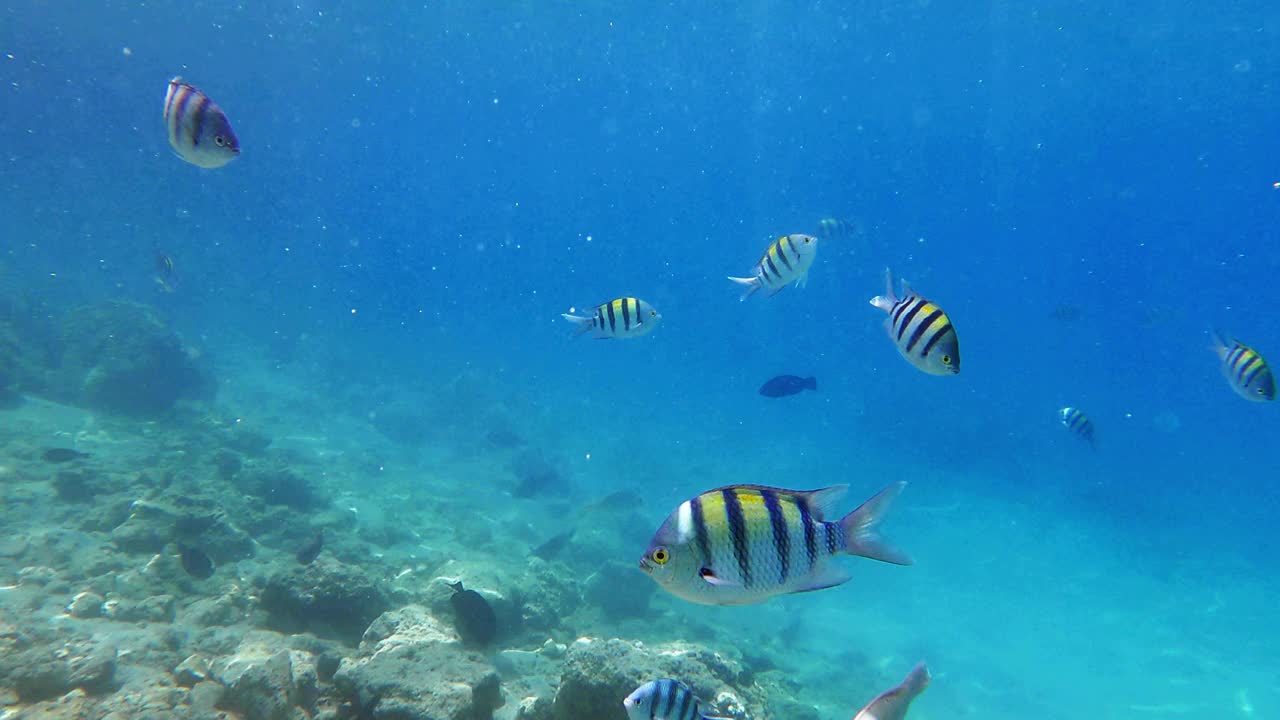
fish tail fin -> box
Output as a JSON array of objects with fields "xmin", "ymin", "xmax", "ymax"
[
  {"xmin": 561, "ymin": 313, "xmax": 594, "ymax": 336},
  {"xmin": 804, "ymin": 376, "xmax": 817, "ymax": 391},
  {"xmin": 839, "ymin": 481, "xmax": 912, "ymax": 565},
  {"xmin": 727, "ymin": 275, "xmax": 760, "ymax": 301},
  {"xmin": 902, "ymin": 662, "xmax": 932, "ymax": 698},
  {"xmin": 1209, "ymin": 328, "xmax": 1230, "ymax": 358},
  {"xmin": 869, "ymin": 267, "xmax": 897, "ymax": 311}
]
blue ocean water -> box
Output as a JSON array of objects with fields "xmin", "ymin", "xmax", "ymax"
[{"xmin": 2, "ymin": 2, "xmax": 1279, "ymax": 718}]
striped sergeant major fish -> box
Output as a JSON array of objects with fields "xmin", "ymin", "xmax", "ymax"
[
  {"xmin": 852, "ymin": 663, "xmax": 931, "ymax": 720},
  {"xmin": 561, "ymin": 297, "xmax": 661, "ymax": 339},
  {"xmin": 1210, "ymin": 330, "xmax": 1275, "ymax": 402},
  {"xmin": 870, "ymin": 269, "xmax": 959, "ymax": 375},
  {"xmin": 727, "ymin": 233, "xmax": 818, "ymax": 300},
  {"xmin": 639, "ymin": 483, "xmax": 911, "ymax": 606},
  {"xmin": 1059, "ymin": 407, "xmax": 1095, "ymax": 446},
  {"xmin": 623, "ymin": 679, "xmax": 730, "ymax": 720},
  {"xmin": 164, "ymin": 77, "xmax": 239, "ymax": 168}
]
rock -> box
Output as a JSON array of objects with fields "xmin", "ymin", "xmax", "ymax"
[
  {"xmin": 212, "ymin": 635, "xmax": 317, "ymax": 720},
  {"xmin": 259, "ymin": 556, "xmax": 392, "ymax": 643},
  {"xmin": 0, "ymin": 534, "xmax": 28, "ymax": 558},
  {"xmin": 110, "ymin": 498, "xmax": 255, "ymax": 562},
  {"xmin": 55, "ymin": 300, "xmax": 214, "ymax": 416},
  {"xmin": 102, "ymin": 593, "xmax": 176, "ymax": 623},
  {"xmin": 515, "ymin": 695, "xmax": 555, "ymax": 720},
  {"xmin": 0, "ymin": 638, "xmax": 118, "ymax": 702},
  {"xmin": 333, "ymin": 605, "xmax": 504, "ymax": 720},
  {"xmin": 552, "ymin": 638, "xmax": 763, "ymax": 720},
  {"xmin": 174, "ymin": 654, "xmax": 213, "ymax": 687},
  {"xmin": 233, "ymin": 463, "xmax": 327, "ymax": 510},
  {"xmin": 66, "ymin": 590, "xmax": 104, "ymax": 618}
]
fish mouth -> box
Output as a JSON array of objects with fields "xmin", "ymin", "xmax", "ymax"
[{"xmin": 638, "ymin": 558, "xmax": 654, "ymax": 573}]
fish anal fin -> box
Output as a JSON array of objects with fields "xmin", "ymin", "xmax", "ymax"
[{"xmin": 790, "ymin": 563, "xmax": 852, "ymax": 594}]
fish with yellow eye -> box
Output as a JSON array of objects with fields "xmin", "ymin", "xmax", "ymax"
[
  {"xmin": 561, "ymin": 297, "xmax": 661, "ymax": 339},
  {"xmin": 1210, "ymin": 330, "xmax": 1275, "ymax": 402},
  {"xmin": 727, "ymin": 233, "xmax": 818, "ymax": 300},
  {"xmin": 869, "ymin": 269, "xmax": 959, "ymax": 375},
  {"xmin": 639, "ymin": 483, "xmax": 911, "ymax": 606}
]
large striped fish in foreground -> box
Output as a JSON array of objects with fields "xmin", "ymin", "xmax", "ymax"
[
  {"xmin": 623, "ymin": 679, "xmax": 729, "ymax": 720},
  {"xmin": 1210, "ymin": 330, "xmax": 1275, "ymax": 402},
  {"xmin": 562, "ymin": 297, "xmax": 661, "ymax": 339},
  {"xmin": 870, "ymin": 269, "xmax": 959, "ymax": 375},
  {"xmin": 639, "ymin": 482, "xmax": 911, "ymax": 606},
  {"xmin": 852, "ymin": 662, "xmax": 930, "ymax": 720},
  {"xmin": 727, "ymin": 233, "xmax": 818, "ymax": 300},
  {"xmin": 164, "ymin": 77, "xmax": 239, "ymax": 168}
]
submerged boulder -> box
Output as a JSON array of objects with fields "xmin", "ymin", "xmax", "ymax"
[{"xmin": 259, "ymin": 556, "xmax": 392, "ymax": 644}]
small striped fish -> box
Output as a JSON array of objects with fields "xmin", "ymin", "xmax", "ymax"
[
  {"xmin": 561, "ymin": 297, "xmax": 660, "ymax": 339},
  {"xmin": 727, "ymin": 233, "xmax": 818, "ymax": 300},
  {"xmin": 870, "ymin": 269, "xmax": 959, "ymax": 375},
  {"xmin": 623, "ymin": 679, "xmax": 729, "ymax": 720},
  {"xmin": 1060, "ymin": 407, "xmax": 1095, "ymax": 446},
  {"xmin": 164, "ymin": 77, "xmax": 239, "ymax": 168},
  {"xmin": 1211, "ymin": 330, "xmax": 1275, "ymax": 402},
  {"xmin": 640, "ymin": 483, "xmax": 911, "ymax": 606},
  {"xmin": 852, "ymin": 663, "xmax": 930, "ymax": 720}
]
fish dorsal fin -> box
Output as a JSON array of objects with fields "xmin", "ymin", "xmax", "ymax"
[{"xmin": 798, "ymin": 485, "xmax": 849, "ymax": 520}]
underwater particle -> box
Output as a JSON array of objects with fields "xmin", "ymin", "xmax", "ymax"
[
  {"xmin": 42, "ymin": 448, "xmax": 91, "ymax": 463},
  {"xmin": 758, "ymin": 375, "xmax": 817, "ymax": 398},
  {"xmin": 728, "ymin": 233, "xmax": 819, "ymax": 300},
  {"xmin": 869, "ymin": 268, "xmax": 960, "ymax": 376},
  {"xmin": 1210, "ymin": 329, "xmax": 1276, "ymax": 402},
  {"xmin": 640, "ymin": 483, "xmax": 911, "ymax": 606},
  {"xmin": 623, "ymin": 678, "xmax": 730, "ymax": 720},
  {"xmin": 296, "ymin": 529, "xmax": 324, "ymax": 565},
  {"xmin": 561, "ymin": 297, "xmax": 661, "ymax": 339},
  {"xmin": 177, "ymin": 543, "xmax": 215, "ymax": 579},
  {"xmin": 164, "ymin": 76, "xmax": 239, "ymax": 168},
  {"xmin": 852, "ymin": 662, "xmax": 930, "ymax": 720},
  {"xmin": 449, "ymin": 581, "xmax": 497, "ymax": 647}
]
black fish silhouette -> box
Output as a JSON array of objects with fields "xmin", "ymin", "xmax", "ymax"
[
  {"xmin": 177, "ymin": 543, "xmax": 214, "ymax": 579},
  {"xmin": 758, "ymin": 375, "xmax": 817, "ymax": 398},
  {"xmin": 450, "ymin": 581, "xmax": 497, "ymax": 647},
  {"xmin": 42, "ymin": 448, "xmax": 90, "ymax": 463},
  {"xmin": 296, "ymin": 530, "xmax": 324, "ymax": 565}
]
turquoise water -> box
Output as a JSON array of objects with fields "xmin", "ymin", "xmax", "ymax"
[{"xmin": 3, "ymin": 2, "xmax": 1279, "ymax": 719}]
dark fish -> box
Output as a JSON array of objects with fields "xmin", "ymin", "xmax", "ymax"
[
  {"xmin": 296, "ymin": 530, "xmax": 324, "ymax": 565},
  {"xmin": 164, "ymin": 76, "xmax": 239, "ymax": 168},
  {"xmin": 42, "ymin": 448, "xmax": 90, "ymax": 463},
  {"xmin": 533, "ymin": 530, "xmax": 574, "ymax": 560},
  {"xmin": 155, "ymin": 253, "xmax": 177, "ymax": 293},
  {"xmin": 758, "ymin": 375, "xmax": 817, "ymax": 398},
  {"xmin": 1049, "ymin": 304, "xmax": 1082, "ymax": 323},
  {"xmin": 582, "ymin": 489, "xmax": 644, "ymax": 514},
  {"xmin": 177, "ymin": 543, "xmax": 215, "ymax": 579},
  {"xmin": 486, "ymin": 428, "xmax": 524, "ymax": 449},
  {"xmin": 450, "ymin": 581, "xmax": 497, "ymax": 646}
]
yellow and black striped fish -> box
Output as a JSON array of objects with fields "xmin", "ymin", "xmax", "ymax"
[
  {"xmin": 869, "ymin": 269, "xmax": 959, "ymax": 375},
  {"xmin": 816, "ymin": 217, "xmax": 855, "ymax": 241},
  {"xmin": 1210, "ymin": 330, "xmax": 1275, "ymax": 402},
  {"xmin": 639, "ymin": 483, "xmax": 911, "ymax": 606},
  {"xmin": 164, "ymin": 77, "xmax": 239, "ymax": 168},
  {"xmin": 727, "ymin": 233, "xmax": 818, "ymax": 301},
  {"xmin": 1059, "ymin": 407, "xmax": 1095, "ymax": 446},
  {"xmin": 561, "ymin": 297, "xmax": 661, "ymax": 339}
]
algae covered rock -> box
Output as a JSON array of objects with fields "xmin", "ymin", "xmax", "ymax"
[
  {"xmin": 210, "ymin": 633, "xmax": 318, "ymax": 720},
  {"xmin": 0, "ymin": 637, "xmax": 118, "ymax": 702},
  {"xmin": 333, "ymin": 604, "xmax": 503, "ymax": 720},
  {"xmin": 553, "ymin": 638, "xmax": 762, "ymax": 720},
  {"xmin": 56, "ymin": 300, "xmax": 213, "ymax": 416},
  {"xmin": 259, "ymin": 556, "xmax": 393, "ymax": 643}
]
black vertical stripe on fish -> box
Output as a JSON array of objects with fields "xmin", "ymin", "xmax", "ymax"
[
  {"xmin": 622, "ymin": 297, "xmax": 632, "ymax": 330},
  {"xmin": 764, "ymin": 254, "xmax": 782, "ymax": 284},
  {"xmin": 172, "ymin": 86, "xmax": 196, "ymax": 134},
  {"xmin": 662, "ymin": 679, "xmax": 678, "ymax": 719},
  {"xmin": 606, "ymin": 301, "xmax": 617, "ymax": 333},
  {"xmin": 1226, "ymin": 346, "xmax": 1243, "ymax": 369},
  {"xmin": 798, "ymin": 497, "xmax": 817, "ymax": 572},
  {"xmin": 917, "ymin": 315, "xmax": 952, "ymax": 358},
  {"xmin": 1241, "ymin": 356, "xmax": 1264, "ymax": 387},
  {"xmin": 676, "ymin": 687, "xmax": 693, "ymax": 720},
  {"xmin": 688, "ymin": 698, "xmax": 701, "ymax": 720},
  {"xmin": 595, "ymin": 307, "xmax": 605, "ymax": 330},
  {"xmin": 896, "ymin": 300, "xmax": 926, "ymax": 341},
  {"xmin": 189, "ymin": 94, "xmax": 211, "ymax": 146},
  {"xmin": 762, "ymin": 489, "xmax": 790, "ymax": 584},
  {"xmin": 777, "ymin": 238, "xmax": 794, "ymax": 271},
  {"xmin": 891, "ymin": 297, "xmax": 913, "ymax": 327},
  {"xmin": 722, "ymin": 489, "xmax": 752, "ymax": 587},
  {"xmin": 690, "ymin": 496, "xmax": 712, "ymax": 565},
  {"xmin": 824, "ymin": 521, "xmax": 839, "ymax": 555},
  {"xmin": 904, "ymin": 308, "xmax": 942, "ymax": 353}
]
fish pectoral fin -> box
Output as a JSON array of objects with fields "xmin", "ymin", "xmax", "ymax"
[
  {"xmin": 790, "ymin": 564, "xmax": 852, "ymax": 594},
  {"xmin": 699, "ymin": 567, "xmax": 740, "ymax": 587}
]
